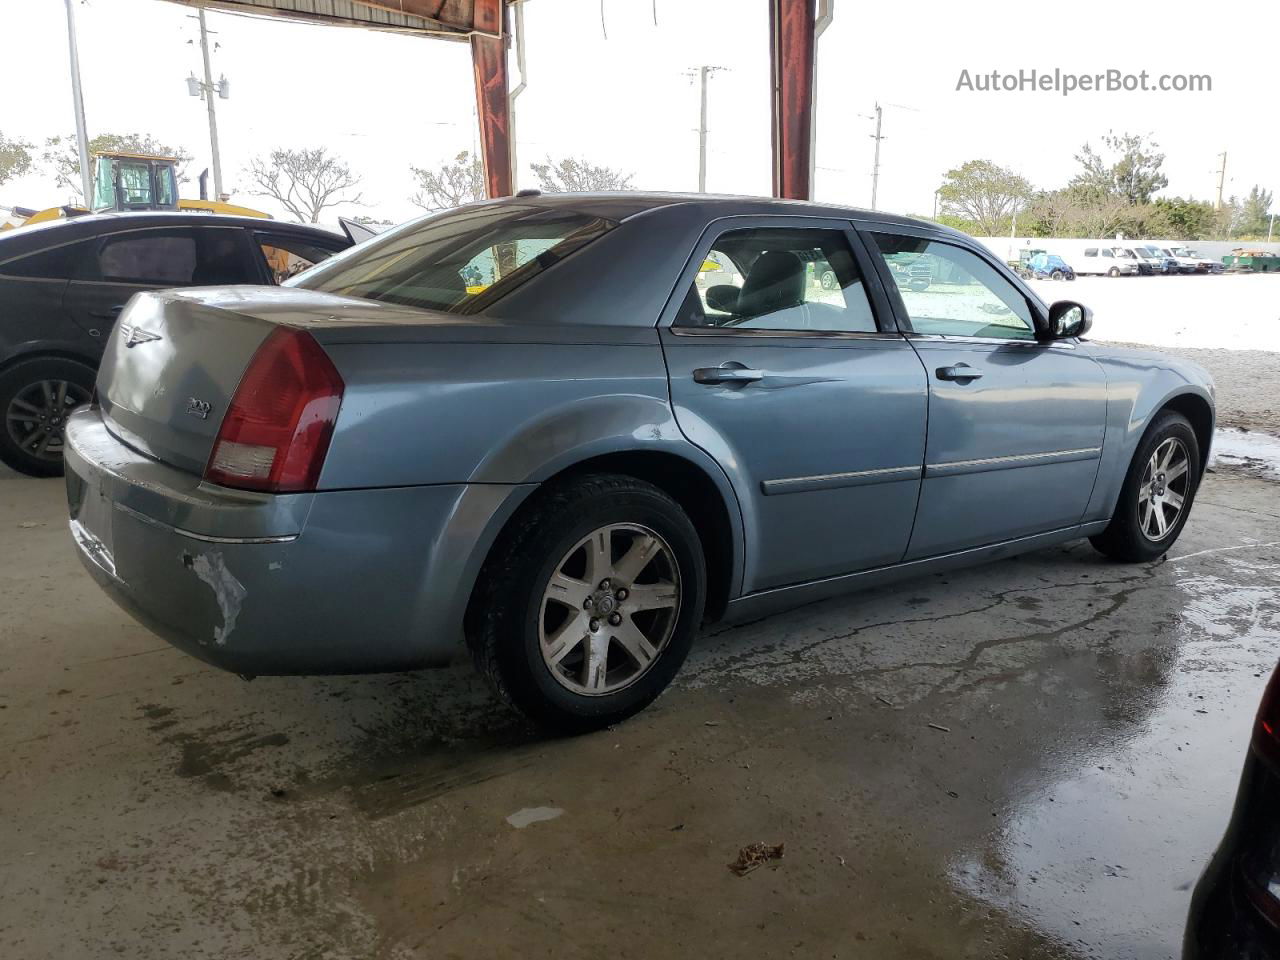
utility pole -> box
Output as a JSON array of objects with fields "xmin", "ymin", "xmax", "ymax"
[
  {"xmin": 63, "ymin": 0, "xmax": 93, "ymax": 202},
  {"xmin": 868, "ymin": 102, "xmax": 884, "ymax": 210},
  {"xmin": 196, "ymin": 8, "xmax": 224, "ymax": 200},
  {"xmin": 1268, "ymin": 211, "xmax": 1275, "ymax": 244},
  {"xmin": 1214, "ymin": 151, "xmax": 1228, "ymax": 211},
  {"xmin": 688, "ymin": 66, "xmax": 724, "ymax": 192}
]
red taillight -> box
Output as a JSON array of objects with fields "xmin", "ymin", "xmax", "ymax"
[
  {"xmin": 205, "ymin": 328, "xmax": 343, "ymax": 493},
  {"xmin": 1253, "ymin": 662, "xmax": 1280, "ymax": 769}
]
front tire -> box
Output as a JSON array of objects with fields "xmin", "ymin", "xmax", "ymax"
[
  {"xmin": 0, "ymin": 357, "xmax": 96, "ymax": 477},
  {"xmin": 1090, "ymin": 411, "xmax": 1200, "ymax": 562},
  {"xmin": 467, "ymin": 474, "xmax": 706, "ymax": 733},
  {"xmin": 1108, "ymin": 266, "xmax": 1121, "ymax": 278}
]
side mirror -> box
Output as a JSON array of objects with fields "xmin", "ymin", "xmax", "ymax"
[{"xmin": 1045, "ymin": 300, "xmax": 1092, "ymax": 339}]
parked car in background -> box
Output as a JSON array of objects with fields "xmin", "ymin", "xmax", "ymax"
[
  {"xmin": 1140, "ymin": 245, "xmax": 1180, "ymax": 274},
  {"xmin": 0, "ymin": 212, "xmax": 351, "ymax": 476},
  {"xmin": 1168, "ymin": 245, "xmax": 1226, "ymax": 274},
  {"xmin": 1026, "ymin": 252, "xmax": 1076, "ymax": 281},
  {"xmin": 1078, "ymin": 246, "xmax": 1140, "ymax": 276},
  {"xmin": 1184, "ymin": 660, "xmax": 1280, "ymax": 959},
  {"xmin": 63, "ymin": 193, "xmax": 1215, "ymax": 732},
  {"xmin": 1156, "ymin": 246, "xmax": 1201, "ymax": 274}
]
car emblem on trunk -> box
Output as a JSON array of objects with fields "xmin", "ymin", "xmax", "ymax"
[
  {"xmin": 120, "ymin": 323, "xmax": 162, "ymax": 348},
  {"xmin": 186, "ymin": 398, "xmax": 212, "ymax": 420}
]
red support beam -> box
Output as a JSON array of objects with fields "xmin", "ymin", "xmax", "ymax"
[
  {"xmin": 470, "ymin": 0, "xmax": 512, "ymax": 199},
  {"xmin": 769, "ymin": 0, "xmax": 816, "ymax": 200}
]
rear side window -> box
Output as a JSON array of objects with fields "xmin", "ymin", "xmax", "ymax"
[
  {"xmin": 91, "ymin": 228, "xmax": 256, "ymax": 286},
  {"xmin": 676, "ymin": 227, "xmax": 878, "ymax": 333},
  {"xmin": 291, "ymin": 205, "xmax": 615, "ymax": 315},
  {"xmin": 1084, "ymin": 248, "xmax": 1098, "ymax": 257},
  {"xmin": 0, "ymin": 241, "xmax": 92, "ymax": 279},
  {"xmin": 98, "ymin": 233, "xmax": 197, "ymax": 284},
  {"xmin": 254, "ymin": 232, "xmax": 343, "ymax": 284}
]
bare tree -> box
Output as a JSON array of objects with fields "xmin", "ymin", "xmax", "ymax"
[
  {"xmin": 246, "ymin": 147, "xmax": 363, "ymax": 223},
  {"xmin": 0, "ymin": 131, "xmax": 33, "ymax": 187},
  {"xmin": 409, "ymin": 151, "xmax": 485, "ymax": 211},
  {"xmin": 41, "ymin": 132, "xmax": 192, "ymax": 198},
  {"xmin": 529, "ymin": 155, "xmax": 633, "ymax": 192}
]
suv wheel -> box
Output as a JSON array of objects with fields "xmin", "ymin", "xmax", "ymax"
[
  {"xmin": 1090, "ymin": 411, "xmax": 1200, "ymax": 562},
  {"xmin": 0, "ymin": 357, "xmax": 96, "ymax": 477},
  {"xmin": 468, "ymin": 474, "xmax": 706, "ymax": 733}
]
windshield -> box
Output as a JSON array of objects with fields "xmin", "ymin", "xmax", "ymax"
[{"xmin": 290, "ymin": 204, "xmax": 615, "ymax": 315}]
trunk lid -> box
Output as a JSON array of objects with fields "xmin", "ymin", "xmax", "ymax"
[
  {"xmin": 98, "ymin": 289, "xmax": 278, "ymax": 475},
  {"xmin": 96, "ymin": 286, "xmax": 487, "ymax": 476}
]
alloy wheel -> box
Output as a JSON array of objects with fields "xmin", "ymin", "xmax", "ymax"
[
  {"xmin": 1138, "ymin": 437, "xmax": 1191, "ymax": 541},
  {"xmin": 539, "ymin": 523, "xmax": 681, "ymax": 696},
  {"xmin": 4, "ymin": 379, "xmax": 92, "ymax": 463}
]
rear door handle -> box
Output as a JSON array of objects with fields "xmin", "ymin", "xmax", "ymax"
[
  {"xmin": 693, "ymin": 364, "xmax": 765, "ymax": 385},
  {"xmin": 89, "ymin": 305, "xmax": 124, "ymax": 319},
  {"xmin": 936, "ymin": 363, "xmax": 984, "ymax": 382}
]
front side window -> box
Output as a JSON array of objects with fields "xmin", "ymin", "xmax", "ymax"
[
  {"xmin": 255, "ymin": 233, "xmax": 342, "ymax": 284},
  {"xmin": 871, "ymin": 234, "xmax": 1036, "ymax": 341},
  {"xmin": 676, "ymin": 227, "xmax": 878, "ymax": 333},
  {"xmin": 290, "ymin": 204, "xmax": 614, "ymax": 315}
]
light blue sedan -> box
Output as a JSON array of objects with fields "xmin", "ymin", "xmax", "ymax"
[{"xmin": 63, "ymin": 194, "xmax": 1214, "ymax": 732}]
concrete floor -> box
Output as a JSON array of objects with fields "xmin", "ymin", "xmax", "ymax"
[{"xmin": 2, "ymin": 462, "xmax": 1278, "ymax": 959}]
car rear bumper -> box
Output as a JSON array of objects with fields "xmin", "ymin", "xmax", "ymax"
[{"xmin": 64, "ymin": 408, "xmax": 530, "ymax": 676}]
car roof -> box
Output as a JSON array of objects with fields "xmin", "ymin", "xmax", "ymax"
[
  {"xmin": 0, "ymin": 211, "xmax": 345, "ymax": 253},
  {"xmin": 473, "ymin": 190, "xmax": 968, "ymax": 239}
]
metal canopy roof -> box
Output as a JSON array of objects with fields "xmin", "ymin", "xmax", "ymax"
[{"xmin": 161, "ymin": 0, "xmax": 496, "ymax": 39}]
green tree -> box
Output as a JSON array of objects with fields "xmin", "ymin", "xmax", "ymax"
[
  {"xmin": 409, "ymin": 150, "xmax": 485, "ymax": 211},
  {"xmin": 42, "ymin": 132, "xmax": 193, "ymax": 198},
  {"xmin": 1234, "ymin": 185, "xmax": 1274, "ymax": 238},
  {"xmin": 529, "ymin": 156, "xmax": 633, "ymax": 192},
  {"xmin": 0, "ymin": 131, "xmax": 33, "ymax": 187},
  {"xmin": 936, "ymin": 159, "xmax": 1032, "ymax": 236},
  {"xmin": 1146, "ymin": 197, "xmax": 1217, "ymax": 240},
  {"xmin": 1070, "ymin": 131, "xmax": 1168, "ymax": 205}
]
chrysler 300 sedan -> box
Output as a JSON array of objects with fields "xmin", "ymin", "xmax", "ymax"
[{"xmin": 63, "ymin": 194, "xmax": 1214, "ymax": 732}]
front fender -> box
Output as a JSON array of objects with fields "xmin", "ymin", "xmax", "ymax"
[{"xmin": 1084, "ymin": 344, "xmax": 1215, "ymax": 522}]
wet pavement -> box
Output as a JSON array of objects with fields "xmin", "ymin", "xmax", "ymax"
[{"xmin": 1, "ymin": 462, "xmax": 1277, "ymax": 959}]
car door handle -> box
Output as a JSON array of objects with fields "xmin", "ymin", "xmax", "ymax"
[
  {"xmin": 89, "ymin": 305, "xmax": 124, "ymax": 319},
  {"xmin": 693, "ymin": 365, "xmax": 765, "ymax": 385},
  {"xmin": 936, "ymin": 364, "xmax": 984, "ymax": 382}
]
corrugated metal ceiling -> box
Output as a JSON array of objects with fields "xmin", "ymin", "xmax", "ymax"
[{"xmin": 161, "ymin": 0, "xmax": 488, "ymax": 40}]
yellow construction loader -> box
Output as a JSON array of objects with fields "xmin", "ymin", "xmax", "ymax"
[{"xmin": 3, "ymin": 150, "xmax": 267, "ymax": 230}]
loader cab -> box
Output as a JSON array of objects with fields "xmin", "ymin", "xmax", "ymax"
[{"xmin": 90, "ymin": 153, "xmax": 180, "ymax": 213}]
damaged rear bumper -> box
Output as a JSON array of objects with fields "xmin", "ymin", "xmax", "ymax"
[{"xmin": 63, "ymin": 409, "xmax": 528, "ymax": 676}]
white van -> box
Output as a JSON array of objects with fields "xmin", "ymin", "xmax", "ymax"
[{"xmin": 1076, "ymin": 246, "xmax": 1140, "ymax": 277}]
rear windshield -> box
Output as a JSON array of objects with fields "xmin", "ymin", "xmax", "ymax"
[{"xmin": 288, "ymin": 204, "xmax": 614, "ymax": 315}]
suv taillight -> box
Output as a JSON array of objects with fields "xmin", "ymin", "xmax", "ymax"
[
  {"xmin": 205, "ymin": 327, "xmax": 343, "ymax": 493},
  {"xmin": 1253, "ymin": 662, "xmax": 1280, "ymax": 769}
]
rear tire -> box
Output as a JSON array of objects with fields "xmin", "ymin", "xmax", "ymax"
[
  {"xmin": 0, "ymin": 356, "xmax": 96, "ymax": 477},
  {"xmin": 467, "ymin": 474, "xmax": 706, "ymax": 734},
  {"xmin": 1090, "ymin": 411, "xmax": 1200, "ymax": 562}
]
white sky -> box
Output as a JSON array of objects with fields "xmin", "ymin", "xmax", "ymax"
[{"xmin": 1, "ymin": 0, "xmax": 1276, "ymax": 226}]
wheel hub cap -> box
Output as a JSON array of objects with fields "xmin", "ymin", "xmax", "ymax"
[
  {"xmin": 539, "ymin": 523, "xmax": 681, "ymax": 696},
  {"xmin": 1138, "ymin": 438, "xmax": 1190, "ymax": 542},
  {"xmin": 5, "ymin": 378, "xmax": 92, "ymax": 463}
]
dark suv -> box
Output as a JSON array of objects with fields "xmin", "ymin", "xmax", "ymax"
[{"xmin": 0, "ymin": 212, "xmax": 350, "ymax": 475}]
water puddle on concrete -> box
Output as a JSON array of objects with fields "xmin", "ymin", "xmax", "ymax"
[
  {"xmin": 953, "ymin": 556, "xmax": 1280, "ymax": 958},
  {"xmin": 1211, "ymin": 428, "xmax": 1280, "ymax": 481}
]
